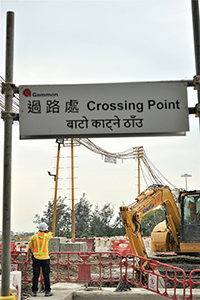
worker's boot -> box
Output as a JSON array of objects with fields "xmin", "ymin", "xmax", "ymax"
[{"xmin": 45, "ymin": 291, "xmax": 53, "ymax": 297}]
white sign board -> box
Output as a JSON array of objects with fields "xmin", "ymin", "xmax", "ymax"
[
  {"xmin": 10, "ymin": 263, "xmax": 18, "ymax": 272},
  {"xmin": 148, "ymin": 273, "xmax": 158, "ymax": 291},
  {"xmin": 104, "ymin": 156, "xmax": 117, "ymax": 164},
  {"xmin": 19, "ymin": 81, "xmax": 189, "ymax": 139}
]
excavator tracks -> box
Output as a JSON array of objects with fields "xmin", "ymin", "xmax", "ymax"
[{"xmin": 149, "ymin": 254, "xmax": 200, "ymax": 286}]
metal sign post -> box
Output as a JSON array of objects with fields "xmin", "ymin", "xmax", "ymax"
[
  {"xmin": 1, "ymin": 12, "xmax": 15, "ymax": 297},
  {"xmin": 71, "ymin": 139, "xmax": 75, "ymax": 242}
]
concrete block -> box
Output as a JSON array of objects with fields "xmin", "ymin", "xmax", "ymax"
[
  {"xmin": 49, "ymin": 238, "xmax": 60, "ymax": 254},
  {"xmin": 58, "ymin": 237, "xmax": 68, "ymax": 243},
  {"xmin": 60, "ymin": 242, "xmax": 87, "ymax": 252},
  {"xmin": 49, "ymin": 237, "xmax": 68, "ymax": 253},
  {"xmin": 75, "ymin": 238, "xmax": 95, "ymax": 252},
  {"xmin": 59, "ymin": 242, "xmax": 87, "ymax": 260}
]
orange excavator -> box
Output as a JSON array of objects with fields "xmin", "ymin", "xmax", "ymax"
[{"xmin": 120, "ymin": 184, "xmax": 200, "ymax": 263}]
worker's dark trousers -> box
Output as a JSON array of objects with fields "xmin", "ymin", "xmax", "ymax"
[{"xmin": 32, "ymin": 256, "xmax": 51, "ymax": 292}]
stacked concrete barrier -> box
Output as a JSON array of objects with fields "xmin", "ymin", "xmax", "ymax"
[
  {"xmin": 94, "ymin": 237, "xmax": 113, "ymax": 252},
  {"xmin": 94, "ymin": 237, "xmax": 103, "ymax": 252},
  {"xmin": 15, "ymin": 241, "xmax": 29, "ymax": 252},
  {"xmin": 111, "ymin": 239, "xmax": 132, "ymax": 257},
  {"xmin": 60, "ymin": 242, "xmax": 87, "ymax": 253},
  {"xmin": 49, "ymin": 237, "xmax": 87, "ymax": 259},
  {"xmin": 94, "ymin": 236, "xmax": 155, "ymax": 256},
  {"xmin": 10, "ymin": 271, "xmax": 21, "ymax": 300},
  {"xmin": 0, "ymin": 241, "xmax": 16, "ymax": 252},
  {"xmin": 94, "ymin": 236, "xmax": 129, "ymax": 252},
  {"xmin": 75, "ymin": 238, "xmax": 95, "ymax": 252},
  {"xmin": 0, "ymin": 271, "xmax": 21, "ymax": 300}
]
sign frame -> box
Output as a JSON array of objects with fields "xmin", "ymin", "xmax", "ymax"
[{"xmin": 19, "ymin": 81, "xmax": 189, "ymax": 139}]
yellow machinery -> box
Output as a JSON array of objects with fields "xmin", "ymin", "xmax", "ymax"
[{"xmin": 120, "ymin": 185, "xmax": 200, "ymax": 261}]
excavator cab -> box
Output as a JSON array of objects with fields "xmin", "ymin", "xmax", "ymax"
[{"xmin": 179, "ymin": 190, "xmax": 200, "ymax": 252}]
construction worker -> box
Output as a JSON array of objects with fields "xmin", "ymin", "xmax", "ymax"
[{"xmin": 27, "ymin": 222, "xmax": 53, "ymax": 297}]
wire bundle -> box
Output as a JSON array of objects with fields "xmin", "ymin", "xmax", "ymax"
[{"xmin": 76, "ymin": 138, "xmax": 177, "ymax": 191}]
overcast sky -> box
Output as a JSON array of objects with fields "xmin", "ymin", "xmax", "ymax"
[{"xmin": 0, "ymin": 0, "xmax": 200, "ymax": 233}]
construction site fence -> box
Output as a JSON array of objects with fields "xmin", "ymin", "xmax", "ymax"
[
  {"xmin": 2, "ymin": 250, "xmax": 200, "ymax": 300},
  {"xmin": 0, "ymin": 236, "xmax": 153, "ymax": 255}
]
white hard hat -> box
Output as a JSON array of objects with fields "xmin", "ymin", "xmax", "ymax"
[{"xmin": 38, "ymin": 222, "xmax": 48, "ymax": 232}]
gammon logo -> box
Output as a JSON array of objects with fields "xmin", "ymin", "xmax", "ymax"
[
  {"xmin": 22, "ymin": 88, "xmax": 58, "ymax": 97},
  {"xmin": 23, "ymin": 88, "xmax": 31, "ymax": 97}
]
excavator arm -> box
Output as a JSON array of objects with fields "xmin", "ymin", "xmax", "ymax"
[
  {"xmin": 120, "ymin": 206, "xmax": 148, "ymax": 259},
  {"xmin": 120, "ymin": 185, "xmax": 181, "ymax": 260}
]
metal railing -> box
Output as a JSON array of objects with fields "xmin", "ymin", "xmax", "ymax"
[{"xmin": 2, "ymin": 250, "xmax": 200, "ymax": 300}]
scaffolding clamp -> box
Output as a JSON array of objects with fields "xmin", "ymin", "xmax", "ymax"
[
  {"xmin": 193, "ymin": 75, "xmax": 200, "ymax": 90},
  {"xmin": 1, "ymin": 110, "xmax": 19, "ymax": 121},
  {"xmin": 1, "ymin": 82, "xmax": 18, "ymax": 95}
]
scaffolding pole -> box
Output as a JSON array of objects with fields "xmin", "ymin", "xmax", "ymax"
[
  {"xmin": 71, "ymin": 139, "xmax": 75, "ymax": 242},
  {"xmin": 191, "ymin": 0, "xmax": 200, "ymax": 127},
  {"xmin": 52, "ymin": 142, "xmax": 61, "ymax": 237},
  {"xmin": 1, "ymin": 11, "xmax": 15, "ymax": 297}
]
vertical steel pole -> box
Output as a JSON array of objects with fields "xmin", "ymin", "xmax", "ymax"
[
  {"xmin": 191, "ymin": 0, "xmax": 200, "ymax": 127},
  {"xmin": 137, "ymin": 146, "xmax": 143, "ymax": 195},
  {"xmin": 138, "ymin": 153, "xmax": 140, "ymax": 195},
  {"xmin": 185, "ymin": 177, "xmax": 188, "ymax": 190},
  {"xmin": 71, "ymin": 139, "xmax": 75, "ymax": 242},
  {"xmin": 2, "ymin": 11, "xmax": 14, "ymax": 297},
  {"xmin": 52, "ymin": 142, "xmax": 61, "ymax": 237}
]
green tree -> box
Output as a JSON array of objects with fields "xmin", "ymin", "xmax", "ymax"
[
  {"xmin": 33, "ymin": 195, "xmax": 129, "ymax": 238},
  {"xmin": 33, "ymin": 196, "xmax": 71, "ymax": 237},
  {"xmin": 112, "ymin": 211, "xmax": 126, "ymax": 236},
  {"xmin": 89, "ymin": 205, "xmax": 101, "ymax": 236},
  {"xmin": 141, "ymin": 208, "xmax": 165, "ymax": 236},
  {"xmin": 90, "ymin": 203, "xmax": 115, "ymax": 237},
  {"xmin": 100, "ymin": 203, "xmax": 115, "ymax": 236},
  {"xmin": 75, "ymin": 193, "xmax": 92, "ymax": 237}
]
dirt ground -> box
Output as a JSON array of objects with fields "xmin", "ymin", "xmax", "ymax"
[{"xmin": 21, "ymin": 281, "xmax": 32, "ymax": 300}]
